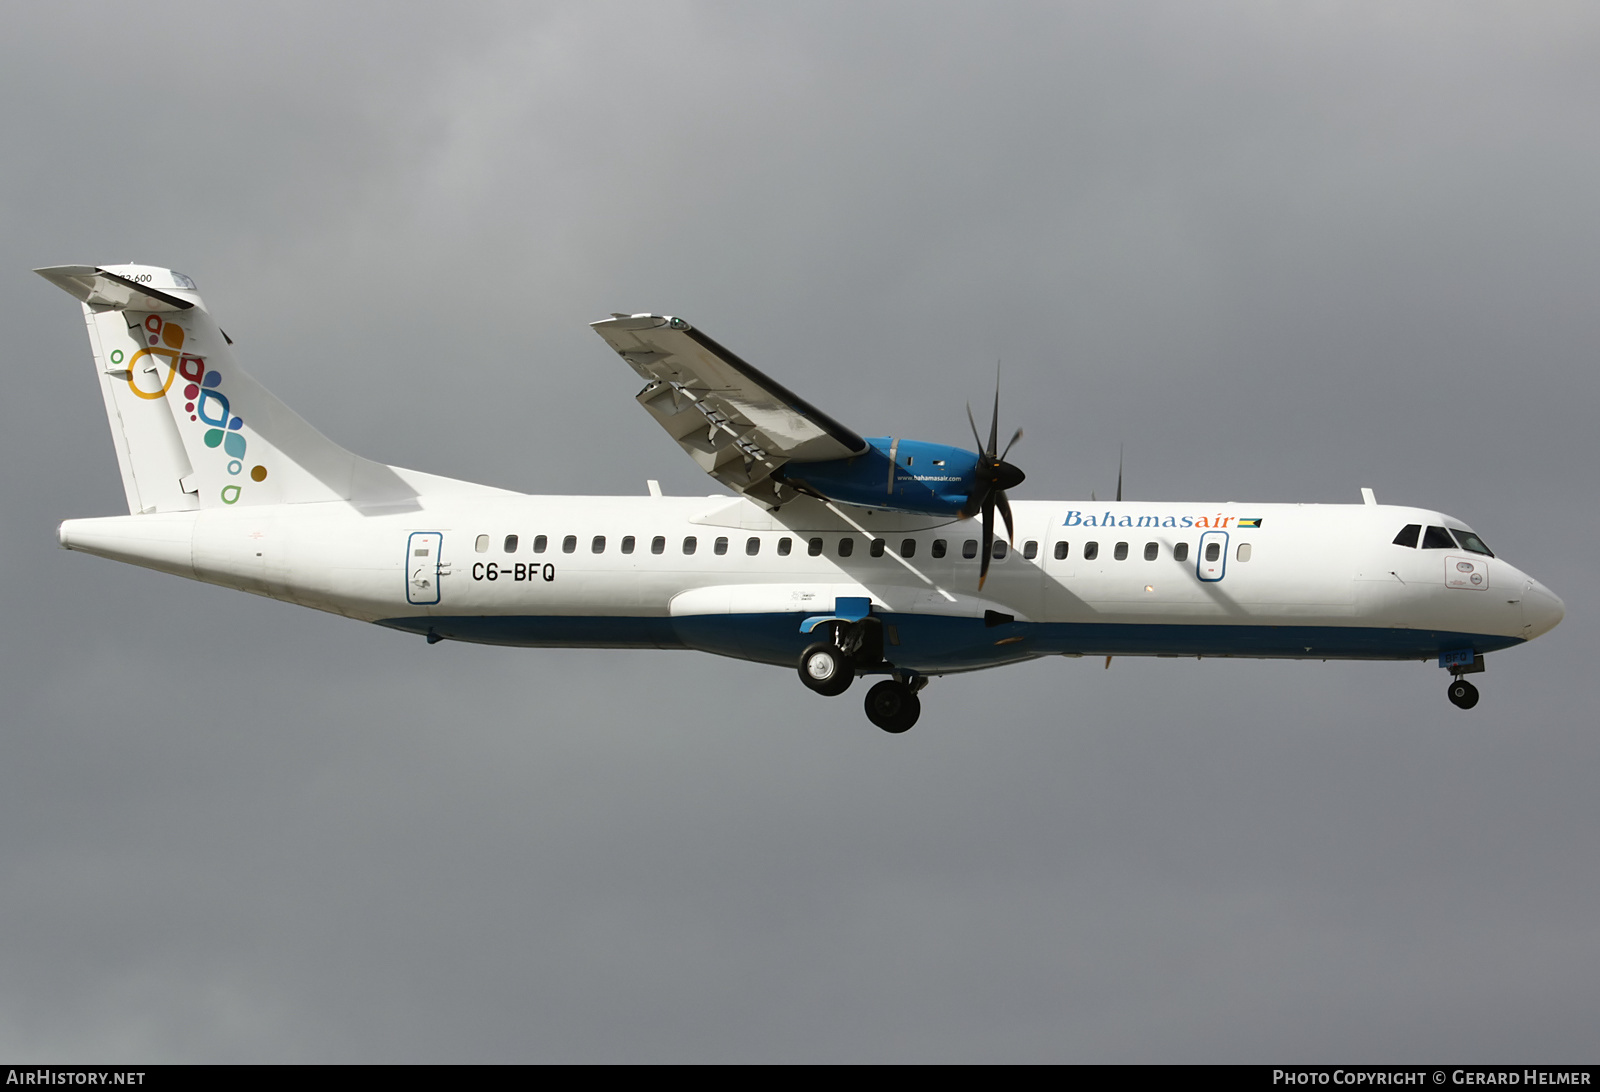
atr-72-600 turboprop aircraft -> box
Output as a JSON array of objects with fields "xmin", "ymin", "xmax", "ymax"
[{"xmin": 40, "ymin": 263, "xmax": 1564, "ymax": 732}]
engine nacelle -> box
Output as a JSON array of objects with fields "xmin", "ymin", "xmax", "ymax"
[{"xmin": 774, "ymin": 437, "xmax": 981, "ymax": 516}]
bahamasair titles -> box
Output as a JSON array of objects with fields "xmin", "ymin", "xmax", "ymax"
[{"xmin": 39, "ymin": 264, "xmax": 1564, "ymax": 732}]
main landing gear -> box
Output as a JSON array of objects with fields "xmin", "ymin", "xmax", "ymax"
[
  {"xmin": 796, "ymin": 619, "xmax": 925, "ymax": 732},
  {"xmin": 864, "ymin": 678, "xmax": 922, "ymax": 733},
  {"xmin": 798, "ymin": 641, "xmax": 853, "ymax": 697}
]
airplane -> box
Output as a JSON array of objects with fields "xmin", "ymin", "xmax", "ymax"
[{"xmin": 38, "ymin": 263, "xmax": 1564, "ymax": 733}]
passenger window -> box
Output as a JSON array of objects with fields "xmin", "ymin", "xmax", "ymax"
[
  {"xmin": 1054, "ymin": 541, "xmax": 1068, "ymax": 560},
  {"xmin": 562, "ymin": 535, "xmax": 577, "ymax": 554},
  {"xmin": 533, "ymin": 535, "xmax": 548, "ymax": 554},
  {"xmin": 1174, "ymin": 542, "xmax": 1189, "ymax": 562},
  {"xmin": 683, "ymin": 536, "xmax": 697, "ymax": 555},
  {"xmin": 1450, "ymin": 529, "xmax": 1494, "ymax": 557},
  {"xmin": 961, "ymin": 539, "xmax": 978, "ymax": 559},
  {"xmin": 1422, "ymin": 525, "xmax": 1455, "ymax": 550},
  {"xmin": 992, "ymin": 541, "xmax": 1007, "ymax": 559},
  {"xmin": 1393, "ymin": 524, "xmax": 1421, "ymax": 548},
  {"xmin": 475, "ymin": 535, "xmax": 489, "ymax": 553},
  {"xmin": 870, "ymin": 538, "xmax": 885, "ymax": 558},
  {"xmin": 777, "ymin": 537, "xmax": 792, "ymax": 556},
  {"xmin": 1083, "ymin": 542, "xmax": 1099, "ymax": 561},
  {"xmin": 1024, "ymin": 540, "xmax": 1038, "ymax": 560},
  {"xmin": 1143, "ymin": 542, "xmax": 1158, "ymax": 561},
  {"xmin": 592, "ymin": 535, "xmax": 606, "ymax": 554},
  {"xmin": 621, "ymin": 536, "xmax": 635, "ymax": 555},
  {"xmin": 651, "ymin": 536, "xmax": 665, "ymax": 555},
  {"xmin": 503, "ymin": 535, "xmax": 519, "ymax": 553},
  {"xmin": 1236, "ymin": 542, "xmax": 1252, "ymax": 562},
  {"xmin": 746, "ymin": 537, "xmax": 760, "ymax": 556},
  {"xmin": 714, "ymin": 537, "xmax": 729, "ymax": 556},
  {"xmin": 808, "ymin": 537, "xmax": 823, "ymax": 557},
  {"xmin": 838, "ymin": 538, "xmax": 854, "ymax": 558},
  {"xmin": 900, "ymin": 538, "xmax": 917, "ymax": 558},
  {"xmin": 931, "ymin": 539, "xmax": 948, "ymax": 558},
  {"xmin": 1205, "ymin": 542, "xmax": 1220, "ymax": 562},
  {"xmin": 1114, "ymin": 542, "xmax": 1129, "ymax": 561}
]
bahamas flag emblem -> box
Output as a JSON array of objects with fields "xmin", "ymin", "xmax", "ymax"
[{"xmin": 1237, "ymin": 518, "xmax": 1262, "ymax": 529}]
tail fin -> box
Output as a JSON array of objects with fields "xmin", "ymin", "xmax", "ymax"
[{"xmin": 38, "ymin": 264, "xmax": 407, "ymax": 512}]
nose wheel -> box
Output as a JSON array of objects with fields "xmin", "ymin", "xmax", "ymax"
[
  {"xmin": 1440, "ymin": 650, "xmax": 1485, "ymax": 710},
  {"xmin": 1447, "ymin": 678, "xmax": 1480, "ymax": 710}
]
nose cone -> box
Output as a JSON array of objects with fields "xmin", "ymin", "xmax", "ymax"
[
  {"xmin": 1522, "ymin": 579, "xmax": 1565, "ymax": 639},
  {"xmin": 993, "ymin": 459, "xmax": 1026, "ymax": 491}
]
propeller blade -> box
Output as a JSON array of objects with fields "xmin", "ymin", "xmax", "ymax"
[
  {"xmin": 966, "ymin": 403, "xmax": 984, "ymax": 452},
  {"xmin": 957, "ymin": 474, "xmax": 989, "ymax": 520},
  {"xmin": 979, "ymin": 490, "xmax": 996, "ymax": 590},
  {"xmin": 1116, "ymin": 444, "xmax": 1124, "ymax": 503},
  {"xmin": 962, "ymin": 365, "xmax": 1024, "ymax": 587},
  {"xmin": 988, "ymin": 378, "xmax": 1000, "ymax": 457}
]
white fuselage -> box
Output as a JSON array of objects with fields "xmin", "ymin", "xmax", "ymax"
[{"xmin": 58, "ymin": 491, "xmax": 1564, "ymax": 675}]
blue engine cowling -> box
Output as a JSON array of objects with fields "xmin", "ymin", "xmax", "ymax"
[{"xmin": 773, "ymin": 437, "xmax": 980, "ymax": 516}]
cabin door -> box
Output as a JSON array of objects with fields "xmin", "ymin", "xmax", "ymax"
[
  {"xmin": 407, "ymin": 532, "xmax": 443, "ymax": 605},
  {"xmin": 1196, "ymin": 530, "xmax": 1229, "ymax": 582}
]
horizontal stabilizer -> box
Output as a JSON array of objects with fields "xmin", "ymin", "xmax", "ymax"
[{"xmin": 35, "ymin": 265, "xmax": 196, "ymax": 313}]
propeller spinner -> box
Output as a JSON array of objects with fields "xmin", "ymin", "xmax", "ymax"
[{"xmin": 959, "ymin": 377, "xmax": 1025, "ymax": 590}]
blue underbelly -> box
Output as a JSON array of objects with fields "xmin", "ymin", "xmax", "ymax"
[{"xmin": 376, "ymin": 613, "xmax": 1523, "ymax": 672}]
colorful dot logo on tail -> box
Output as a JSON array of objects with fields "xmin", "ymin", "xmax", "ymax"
[{"xmin": 124, "ymin": 314, "xmax": 269, "ymax": 503}]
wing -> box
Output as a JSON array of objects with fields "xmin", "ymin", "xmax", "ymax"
[{"xmin": 592, "ymin": 314, "xmax": 866, "ymax": 507}]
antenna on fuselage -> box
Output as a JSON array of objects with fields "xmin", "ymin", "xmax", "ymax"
[{"xmin": 1091, "ymin": 445, "xmax": 1124, "ymax": 504}]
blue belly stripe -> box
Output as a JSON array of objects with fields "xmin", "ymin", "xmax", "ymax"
[{"xmin": 377, "ymin": 613, "xmax": 1524, "ymax": 672}]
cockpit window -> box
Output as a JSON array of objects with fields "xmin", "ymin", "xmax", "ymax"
[
  {"xmin": 1421, "ymin": 525, "xmax": 1456, "ymax": 549},
  {"xmin": 1393, "ymin": 524, "xmax": 1420, "ymax": 548},
  {"xmin": 1449, "ymin": 528, "xmax": 1494, "ymax": 557}
]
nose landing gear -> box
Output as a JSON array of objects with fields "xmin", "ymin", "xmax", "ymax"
[
  {"xmin": 1447, "ymin": 678, "xmax": 1480, "ymax": 709},
  {"xmin": 1440, "ymin": 649, "xmax": 1485, "ymax": 710}
]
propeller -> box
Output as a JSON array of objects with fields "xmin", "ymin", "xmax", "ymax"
[{"xmin": 959, "ymin": 372, "xmax": 1026, "ymax": 590}]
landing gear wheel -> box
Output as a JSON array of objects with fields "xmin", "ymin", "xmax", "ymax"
[
  {"xmin": 864, "ymin": 680, "xmax": 921, "ymax": 733},
  {"xmin": 1448, "ymin": 679, "xmax": 1480, "ymax": 710},
  {"xmin": 799, "ymin": 642, "xmax": 853, "ymax": 697}
]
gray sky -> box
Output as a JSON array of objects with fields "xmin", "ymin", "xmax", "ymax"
[{"xmin": 2, "ymin": 1, "xmax": 1595, "ymax": 1062}]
